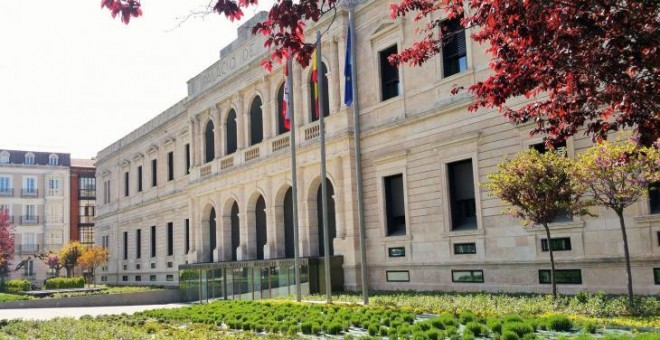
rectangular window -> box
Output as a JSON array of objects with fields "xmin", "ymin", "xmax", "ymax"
[
  {"xmin": 441, "ymin": 17, "xmax": 468, "ymax": 77},
  {"xmin": 101, "ymin": 235, "xmax": 109, "ymax": 248},
  {"xmin": 388, "ymin": 247, "xmax": 406, "ymax": 257},
  {"xmin": 23, "ymin": 177, "xmax": 37, "ymax": 196},
  {"xmin": 541, "ymin": 237, "xmax": 572, "ymax": 252},
  {"xmin": 151, "ymin": 225, "xmax": 156, "ymax": 257},
  {"xmin": 650, "ymin": 182, "xmax": 660, "ymax": 214},
  {"xmin": 136, "ymin": 229, "xmax": 141, "ymax": 259},
  {"xmin": 124, "ymin": 172, "xmax": 129, "ymax": 197},
  {"xmin": 151, "ymin": 159, "xmax": 158, "ymax": 187},
  {"xmin": 379, "ymin": 45, "xmax": 400, "ymax": 101},
  {"xmin": 384, "ymin": 174, "xmax": 406, "ymax": 236},
  {"xmin": 25, "ymin": 205, "xmax": 36, "ymax": 219},
  {"xmin": 123, "ymin": 231, "xmax": 128, "ymax": 260},
  {"xmin": 386, "ymin": 270, "xmax": 410, "ymax": 282},
  {"xmin": 539, "ymin": 269, "xmax": 582, "ymax": 284},
  {"xmin": 135, "ymin": 275, "xmax": 142, "ymax": 282},
  {"xmin": 122, "ymin": 276, "xmax": 128, "ymax": 282},
  {"xmin": 79, "ymin": 176, "xmax": 96, "ymax": 199},
  {"xmin": 448, "ymin": 159, "xmax": 477, "ymax": 230},
  {"xmin": 452, "ymin": 270, "xmax": 484, "ymax": 283},
  {"xmin": 150, "ymin": 262, "xmax": 156, "ymax": 269},
  {"xmin": 0, "ymin": 177, "xmax": 11, "ymax": 195},
  {"xmin": 150, "ymin": 275, "xmax": 157, "ymax": 282},
  {"xmin": 654, "ymin": 268, "xmax": 660, "ymax": 285},
  {"xmin": 185, "ymin": 219, "xmax": 190, "ymax": 254},
  {"xmin": 530, "ymin": 142, "xmax": 571, "ymax": 222},
  {"xmin": 167, "ymin": 222, "xmax": 174, "ymax": 256},
  {"xmin": 103, "ymin": 180, "xmax": 111, "ymax": 204},
  {"xmin": 167, "ymin": 151, "xmax": 174, "ymax": 181},
  {"xmin": 167, "ymin": 262, "xmax": 173, "ymax": 268},
  {"xmin": 185, "ymin": 144, "xmax": 191, "ymax": 175},
  {"xmin": 454, "ymin": 242, "xmax": 477, "ymax": 254},
  {"xmin": 137, "ymin": 166, "xmax": 143, "ymax": 192},
  {"xmin": 136, "ymin": 264, "xmax": 141, "ymax": 270},
  {"xmin": 166, "ymin": 275, "xmax": 174, "ymax": 282}
]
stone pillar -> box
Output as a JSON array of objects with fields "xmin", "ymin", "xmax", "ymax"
[
  {"xmin": 337, "ymin": 33, "xmax": 348, "ymax": 110},
  {"xmin": 293, "ymin": 63, "xmax": 304, "ymax": 127},
  {"xmin": 261, "ymin": 79, "xmax": 273, "ymax": 140},
  {"xmin": 197, "ymin": 116, "xmax": 206, "ymax": 165},
  {"xmin": 219, "ymin": 215, "xmax": 232, "ymax": 261},
  {"xmin": 212, "ymin": 105, "xmax": 222, "ymax": 159},
  {"xmin": 328, "ymin": 37, "xmax": 340, "ymax": 115},
  {"xmin": 189, "ymin": 119, "xmax": 198, "ymax": 167},
  {"xmin": 301, "ymin": 83, "xmax": 311, "ymax": 125},
  {"xmin": 235, "ymin": 94, "xmax": 246, "ymax": 150}
]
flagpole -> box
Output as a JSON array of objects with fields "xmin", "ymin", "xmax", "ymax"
[
  {"xmin": 317, "ymin": 31, "xmax": 332, "ymax": 303},
  {"xmin": 348, "ymin": 3, "xmax": 369, "ymax": 306},
  {"xmin": 287, "ymin": 57, "xmax": 302, "ymax": 302}
]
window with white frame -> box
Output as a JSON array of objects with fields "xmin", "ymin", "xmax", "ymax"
[
  {"xmin": 48, "ymin": 154, "xmax": 59, "ymax": 166},
  {"xmin": 25, "ymin": 205, "xmax": 36, "ymax": 219},
  {"xmin": 23, "ymin": 232, "xmax": 37, "ymax": 252},
  {"xmin": 0, "ymin": 177, "xmax": 11, "ymax": 195},
  {"xmin": 441, "ymin": 17, "xmax": 468, "ymax": 77},
  {"xmin": 24, "ymin": 152, "xmax": 34, "ymax": 165},
  {"xmin": 0, "ymin": 204, "xmax": 10, "ymax": 216},
  {"xmin": 48, "ymin": 178, "xmax": 60, "ymax": 195},
  {"xmin": 23, "ymin": 176, "xmax": 36, "ymax": 195},
  {"xmin": 0, "ymin": 151, "xmax": 9, "ymax": 164},
  {"xmin": 23, "ymin": 258, "xmax": 34, "ymax": 276}
]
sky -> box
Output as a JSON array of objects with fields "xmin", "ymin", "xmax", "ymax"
[{"xmin": 0, "ymin": 1, "xmax": 272, "ymax": 159}]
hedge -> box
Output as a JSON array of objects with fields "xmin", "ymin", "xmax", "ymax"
[
  {"xmin": 3, "ymin": 280, "xmax": 31, "ymax": 294},
  {"xmin": 45, "ymin": 277, "xmax": 85, "ymax": 289}
]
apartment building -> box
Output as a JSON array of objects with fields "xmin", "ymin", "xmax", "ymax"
[
  {"xmin": 0, "ymin": 149, "xmax": 71, "ymax": 284},
  {"xmin": 95, "ymin": 0, "xmax": 660, "ymax": 294},
  {"xmin": 70, "ymin": 159, "xmax": 96, "ymax": 247}
]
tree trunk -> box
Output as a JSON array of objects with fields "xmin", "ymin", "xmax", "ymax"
[
  {"xmin": 543, "ymin": 223, "xmax": 557, "ymax": 300},
  {"xmin": 617, "ymin": 211, "xmax": 634, "ymax": 310}
]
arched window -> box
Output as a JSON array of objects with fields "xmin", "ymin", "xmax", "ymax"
[
  {"xmin": 283, "ymin": 187, "xmax": 294, "ymax": 258},
  {"xmin": 48, "ymin": 154, "xmax": 59, "ymax": 166},
  {"xmin": 309, "ymin": 62, "xmax": 330, "ymax": 122},
  {"xmin": 209, "ymin": 208, "xmax": 216, "ymax": 262},
  {"xmin": 249, "ymin": 96, "xmax": 263, "ymax": 145},
  {"xmin": 316, "ymin": 178, "xmax": 336, "ymax": 256},
  {"xmin": 0, "ymin": 151, "xmax": 9, "ymax": 164},
  {"xmin": 230, "ymin": 202, "xmax": 240, "ymax": 261},
  {"xmin": 226, "ymin": 110, "xmax": 237, "ymax": 155},
  {"xmin": 204, "ymin": 120, "xmax": 215, "ymax": 163},
  {"xmin": 24, "ymin": 152, "xmax": 35, "ymax": 165},
  {"xmin": 277, "ymin": 83, "xmax": 290, "ymax": 135},
  {"xmin": 255, "ymin": 196, "xmax": 267, "ymax": 260}
]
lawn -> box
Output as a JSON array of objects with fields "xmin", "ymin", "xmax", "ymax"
[{"xmin": 0, "ymin": 293, "xmax": 30, "ymax": 303}]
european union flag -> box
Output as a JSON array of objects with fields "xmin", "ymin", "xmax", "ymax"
[{"xmin": 344, "ymin": 26, "xmax": 353, "ymax": 107}]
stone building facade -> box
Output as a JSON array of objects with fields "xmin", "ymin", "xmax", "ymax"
[
  {"xmin": 95, "ymin": 0, "xmax": 660, "ymax": 293},
  {"xmin": 0, "ymin": 149, "xmax": 71, "ymax": 285}
]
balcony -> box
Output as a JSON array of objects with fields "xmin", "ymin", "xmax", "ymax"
[
  {"xmin": 0, "ymin": 188, "xmax": 13, "ymax": 197},
  {"xmin": 79, "ymin": 215, "xmax": 94, "ymax": 224},
  {"xmin": 21, "ymin": 189, "xmax": 38, "ymax": 198},
  {"xmin": 5, "ymin": 216, "xmax": 15, "ymax": 224},
  {"xmin": 20, "ymin": 215, "xmax": 40, "ymax": 225},
  {"xmin": 47, "ymin": 189, "xmax": 61, "ymax": 196},
  {"xmin": 16, "ymin": 243, "xmax": 61, "ymax": 254}
]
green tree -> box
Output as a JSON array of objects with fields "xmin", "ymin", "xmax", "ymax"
[
  {"xmin": 59, "ymin": 241, "xmax": 87, "ymax": 278},
  {"xmin": 575, "ymin": 139, "xmax": 660, "ymax": 309},
  {"xmin": 484, "ymin": 149, "xmax": 589, "ymax": 299}
]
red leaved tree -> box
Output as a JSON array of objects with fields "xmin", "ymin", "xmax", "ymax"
[
  {"xmin": 101, "ymin": 0, "xmax": 658, "ymax": 144},
  {"xmin": 0, "ymin": 210, "xmax": 15, "ymax": 287}
]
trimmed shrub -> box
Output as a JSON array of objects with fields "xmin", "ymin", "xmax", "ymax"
[
  {"xmin": 325, "ymin": 322, "xmax": 343, "ymax": 335},
  {"xmin": 459, "ymin": 311, "xmax": 477, "ymax": 324},
  {"xmin": 502, "ymin": 322, "xmax": 534, "ymax": 337},
  {"xmin": 463, "ymin": 329, "xmax": 476, "ymax": 340},
  {"xmin": 501, "ymin": 330, "xmax": 521, "ymax": 340},
  {"xmin": 488, "ymin": 319, "xmax": 503, "ymax": 334},
  {"xmin": 466, "ymin": 321, "xmax": 485, "ymax": 337},
  {"xmin": 430, "ymin": 317, "xmax": 445, "ymax": 330},
  {"xmin": 45, "ymin": 277, "xmax": 84, "ymax": 289},
  {"xmin": 4, "ymin": 280, "xmax": 31, "ymax": 294},
  {"xmin": 440, "ymin": 313, "xmax": 458, "ymax": 327},
  {"xmin": 300, "ymin": 321, "xmax": 313, "ymax": 334},
  {"xmin": 367, "ymin": 323, "xmax": 379, "ymax": 336},
  {"xmin": 545, "ymin": 315, "xmax": 573, "ymax": 332},
  {"xmin": 426, "ymin": 329, "xmax": 443, "ymax": 340}
]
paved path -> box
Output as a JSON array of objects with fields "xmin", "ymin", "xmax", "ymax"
[{"xmin": 0, "ymin": 303, "xmax": 188, "ymax": 321}]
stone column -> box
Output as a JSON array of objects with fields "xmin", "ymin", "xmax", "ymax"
[
  {"xmin": 212, "ymin": 105, "xmax": 222, "ymax": 159},
  {"xmin": 261, "ymin": 79, "xmax": 273, "ymax": 140},
  {"xmin": 197, "ymin": 116, "xmax": 206, "ymax": 165},
  {"xmin": 235, "ymin": 94, "xmax": 246, "ymax": 150},
  {"xmin": 293, "ymin": 63, "xmax": 304, "ymax": 127},
  {"xmin": 188, "ymin": 119, "xmax": 198, "ymax": 167},
  {"xmin": 337, "ymin": 33, "xmax": 348, "ymax": 110},
  {"xmin": 328, "ymin": 37, "xmax": 340, "ymax": 115}
]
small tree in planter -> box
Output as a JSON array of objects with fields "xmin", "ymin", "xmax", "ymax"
[
  {"xmin": 575, "ymin": 139, "xmax": 660, "ymax": 309},
  {"xmin": 59, "ymin": 241, "xmax": 86, "ymax": 278},
  {"xmin": 484, "ymin": 148, "xmax": 590, "ymax": 299},
  {"xmin": 78, "ymin": 246, "xmax": 109, "ymax": 287}
]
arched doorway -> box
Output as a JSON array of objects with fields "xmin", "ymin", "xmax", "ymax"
[
  {"xmin": 209, "ymin": 208, "xmax": 216, "ymax": 262},
  {"xmin": 230, "ymin": 202, "xmax": 240, "ymax": 261},
  {"xmin": 283, "ymin": 187, "xmax": 294, "ymax": 258},
  {"xmin": 205, "ymin": 120, "xmax": 215, "ymax": 163},
  {"xmin": 226, "ymin": 110, "xmax": 238, "ymax": 155},
  {"xmin": 255, "ymin": 196, "xmax": 267, "ymax": 260},
  {"xmin": 316, "ymin": 178, "xmax": 336, "ymax": 256}
]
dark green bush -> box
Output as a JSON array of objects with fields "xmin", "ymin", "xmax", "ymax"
[
  {"xmin": 502, "ymin": 322, "xmax": 533, "ymax": 337},
  {"xmin": 325, "ymin": 322, "xmax": 343, "ymax": 335},
  {"xmin": 426, "ymin": 329, "xmax": 443, "ymax": 340},
  {"xmin": 3, "ymin": 280, "xmax": 31, "ymax": 294},
  {"xmin": 300, "ymin": 321, "xmax": 313, "ymax": 334},
  {"xmin": 459, "ymin": 311, "xmax": 477, "ymax": 324},
  {"xmin": 463, "ymin": 329, "xmax": 476, "ymax": 340},
  {"xmin": 545, "ymin": 315, "xmax": 573, "ymax": 332},
  {"xmin": 466, "ymin": 321, "xmax": 485, "ymax": 337},
  {"xmin": 367, "ymin": 323, "xmax": 379, "ymax": 336},
  {"xmin": 501, "ymin": 330, "xmax": 521, "ymax": 340},
  {"xmin": 430, "ymin": 317, "xmax": 445, "ymax": 330},
  {"xmin": 488, "ymin": 319, "xmax": 503, "ymax": 334},
  {"xmin": 440, "ymin": 312, "xmax": 458, "ymax": 327},
  {"xmin": 503, "ymin": 314, "xmax": 524, "ymax": 323},
  {"xmin": 45, "ymin": 277, "xmax": 84, "ymax": 289}
]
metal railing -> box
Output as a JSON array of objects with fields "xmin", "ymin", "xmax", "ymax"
[
  {"xmin": 19, "ymin": 215, "xmax": 40, "ymax": 225},
  {"xmin": 21, "ymin": 189, "xmax": 38, "ymax": 197},
  {"xmin": 0, "ymin": 188, "xmax": 14, "ymax": 196}
]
